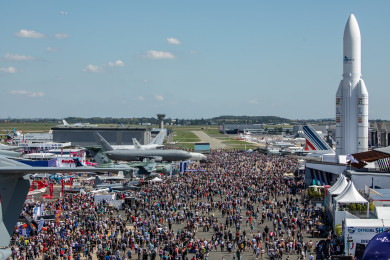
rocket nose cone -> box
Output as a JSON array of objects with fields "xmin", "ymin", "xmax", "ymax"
[{"xmin": 344, "ymin": 14, "xmax": 361, "ymax": 39}]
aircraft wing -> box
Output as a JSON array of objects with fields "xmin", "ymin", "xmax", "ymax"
[
  {"xmin": 0, "ymin": 167, "xmax": 123, "ymax": 174},
  {"xmin": 0, "ymin": 156, "xmax": 126, "ymax": 256}
]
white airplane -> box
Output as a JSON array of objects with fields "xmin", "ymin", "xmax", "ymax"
[
  {"xmin": 60, "ymin": 120, "xmax": 97, "ymax": 127},
  {"xmin": 111, "ymin": 131, "xmax": 165, "ymax": 150}
]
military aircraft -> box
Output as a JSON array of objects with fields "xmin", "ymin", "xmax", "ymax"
[
  {"xmin": 0, "ymin": 157, "xmax": 124, "ymax": 260},
  {"xmin": 86, "ymin": 146, "xmax": 160, "ymax": 180},
  {"xmin": 111, "ymin": 131, "xmax": 165, "ymax": 150},
  {"xmin": 94, "ymin": 132, "xmax": 207, "ymax": 162},
  {"xmin": 93, "ymin": 176, "xmax": 142, "ymax": 191}
]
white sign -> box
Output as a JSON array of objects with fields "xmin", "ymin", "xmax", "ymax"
[{"xmin": 345, "ymin": 226, "xmax": 390, "ymax": 255}]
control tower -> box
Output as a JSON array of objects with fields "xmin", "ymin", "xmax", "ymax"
[{"xmin": 157, "ymin": 114, "xmax": 166, "ymax": 129}]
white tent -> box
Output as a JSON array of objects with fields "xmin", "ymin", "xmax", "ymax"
[
  {"xmin": 150, "ymin": 177, "xmax": 163, "ymax": 183},
  {"xmin": 334, "ymin": 181, "xmax": 369, "ymax": 216},
  {"xmin": 328, "ymin": 175, "xmax": 348, "ymax": 195},
  {"xmin": 335, "ymin": 181, "xmax": 368, "ymax": 204}
]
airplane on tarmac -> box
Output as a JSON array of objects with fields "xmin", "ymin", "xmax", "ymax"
[
  {"xmin": 94, "ymin": 132, "xmax": 207, "ymax": 162},
  {"xmin": 111, "ymin": 131, "xmax": 165, "ymax": 150},
  {"xmin": 86, "ymin": 146, "xmax": 161, "ymax": 180},
  {"xmin": 60, "ymin": 119, "xmax": 98, "ymax": 127},
  {"xmin": 93, "ymin": 176, "xmax": 142, "ymax": 191},
  {"xmin": 0, "ymin": 157, "xmax": 124, "ymax": 260}
]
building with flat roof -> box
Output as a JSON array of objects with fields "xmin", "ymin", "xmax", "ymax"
[
  {"xmin": 52, "ymin": 126, "xmax": 151, "ymax": 146},
  {"xmin": 220, "ymin": 124, "xmax": 264, "ymax": 134}
]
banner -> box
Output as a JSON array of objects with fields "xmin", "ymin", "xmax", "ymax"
[
  {"xmin": 38, "ymin": 218, "xmax": 44, "ymax": 233},
  {"xmin": 345, "ymin": 226, "xmax": 390, "ymax": 255}
]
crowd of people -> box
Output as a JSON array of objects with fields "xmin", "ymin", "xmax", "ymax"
[{"xmin": 10, "ymin": 150, "xmax": 329, "ymax": 260}]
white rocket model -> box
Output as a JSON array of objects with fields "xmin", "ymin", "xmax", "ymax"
[{"xmin": 336, "ymin": 14, "xmax": 368, "ymax": 156}]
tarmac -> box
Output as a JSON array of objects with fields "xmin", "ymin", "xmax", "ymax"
[
  {"xmin": 148, "ymin": 195, "xmax": 321, "ymax": 260},
  {"xmin": 192, "ymin": 131, "xmax": 226, "ymax": 149}
]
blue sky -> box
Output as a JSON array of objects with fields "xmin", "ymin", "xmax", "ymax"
[{"xmin": 1, "ymin": 1, "xmax": 389, "ymax": 119}]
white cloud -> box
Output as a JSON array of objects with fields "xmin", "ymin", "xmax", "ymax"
[
  {"xmin": 15, "ymin": 29, "xmax": 46, "ymax": 38},
  {"xmin": 137, "ymin": 96, "xmax": 145, "ymax": 101},
  {"xmin": 10, "ymin": 90, "xmax": 44, "ymax": 97},
  {"xmin": 3, "ymin": 53, "xmax": 36, "ymax": 61},
  {"xmin": 190, "ymin": 50, "xmax": 198, "ymax": 54},
  {"xmin": 0, "ymin": 67, "xmax": 17, "ymax": 73},
  {"xmin": 54, "ymin": 33, "xmax": 68, "ymax": 39},
  {"xmin": 167, "ymin": 38, "xmax": 181, "ymax": 45},
  {"xmin": 108, "ymin": 60, "xmax": 124, "ymax": 67},
  {"xmin": 47, "ymin": 46, "xmax": 59, "ymax": 52},
  {"xmin": 59, "ymin": 11, "xmax": 68, "ymax": 15},
  {"xmin": 82, "ymin": 64, "xmax": 103, "ymax": 73},
  {"xmin": 248, "ymin": 99, "xmax": 259, "ymax": 104},
  {"xmin": 83, "ymin": 60, "xmax": 126, "ymax": 72},
  {"xmin": 145, "ymin": 50, "xmax": 175, "ymax": 60},
  {"xmin": 154, "ymin": 95, "xmax": 164, "ymax": 101}
]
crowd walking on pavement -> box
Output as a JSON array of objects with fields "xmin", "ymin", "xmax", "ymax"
[{"xmin": 10, "ymin": 150, "xmax": 327, "ymax": 260}]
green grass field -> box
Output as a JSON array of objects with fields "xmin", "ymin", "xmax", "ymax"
[
  {"xmin": 1, "ymin": 122, "xmax": 263, "ymax": 151},
  {"xmin": 172, "ymin": 130, "xmax": 200, "ymax": 143}
]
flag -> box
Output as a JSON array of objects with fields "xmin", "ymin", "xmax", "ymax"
[
  {"xmin": 38, "ymin": 218, "xmax": 44, "ymax": 233},
  {"xmin": 346, "ymin": 154, "xmax": 359, "ymax": 164},
  {"xmin": 40, "ymin": 203, "xmax": 45, "ymax": 216}
]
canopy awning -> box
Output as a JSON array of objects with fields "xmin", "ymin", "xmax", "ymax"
[
  {"xmin": 328, "ymin": 175, "xmax": 348, "ymax": 195},
  {"xmin": 352, "ymin": 150, "xmax": 390, "ymax": 163},
  {"xmin": 334, "ymin": 181, "xmax": 368, "ymax": 204}
]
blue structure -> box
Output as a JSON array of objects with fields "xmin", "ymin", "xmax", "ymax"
[{"xmin": 17, "ymin": 159, "xmax": 57, "ymax": 167}]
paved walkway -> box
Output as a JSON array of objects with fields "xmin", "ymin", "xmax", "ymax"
[{"xmin": 192, "ymin": 131, "xmax": 226, "ymax": 149}]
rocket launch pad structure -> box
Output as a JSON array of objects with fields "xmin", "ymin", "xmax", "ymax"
[{"xmin": 336, "ymin": 14, "xmax": 369, "ymax": 156}]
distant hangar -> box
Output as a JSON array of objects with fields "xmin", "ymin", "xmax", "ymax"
[{"xmin": 52, "ymin": 126, "xmax": 152, "ymax": 146}]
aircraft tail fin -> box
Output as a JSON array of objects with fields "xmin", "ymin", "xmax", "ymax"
[
  {"xmin": 151, "ymin": 131, "xmax": 165, "ymax": 145},
  {"xmin": 137, "ymin": 163, "xmax": 156, "ymax": 175},
  {"xmin": 132, "ymin": 138, "xmax": 142, "ymax": 150},
  {"xmin": 94, "ymin": 176, "xmax": 103, "ymax": 187},
  {"xmin": 86, "ymin": 146, "xmax": 112, "ymax": 165},
  {"xmin": 124, "ymin": 170, "xmax": 133, "ymax": 179},
  {"xmin": 303, "ymin": 125, "xmax": 334, "ymax": 154},
  {"xmin": 0, "ymin": 173, "xmax": 30, "ymax": 250},
  {"xmin": 93, "ymin": 132, "xmax": 114, "ymax": 151},
  {"xmin": 62, "ymin": 119, "xmax": 68, "ymax": 126}
]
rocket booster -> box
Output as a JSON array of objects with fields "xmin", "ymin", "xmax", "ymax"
[{"xmin": 336, "ymin": 14, "xmax": 368, "ymax": 155}]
